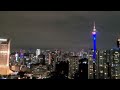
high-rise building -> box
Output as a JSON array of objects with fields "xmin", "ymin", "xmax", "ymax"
[
  {"xmin": 48, "ymin": 53, "xmax": 51, "ymax": 65},
  {"xmin": 0, "ymin": 38, "xmax": 13, "ymax": 75},
  {"xmin": 94, "ymin": 50, "xmax": 111, "ymax": 79},
  {"xmin": 96, "ymin": 50, "xmax": 104, "ymax": 79},
  {"xmin": 78, "ymin": 58, "xmax": 88, "ymax": 79},
  {"xmin": 15, "ymin": 52, "xmax": 19, "ymax": 62},
  {"xmin": 38, "ymin": 53, "xmax": 45, "ymax": 65},
  {"xmin": 117, "ymin": 38, "xmax": 120, "ymax": 48},
  {"xmin": 88, "ymin": 49, "xmax": 94, "ymax": 79},
  {"xmin": 51, "ymin": 52, "xmax": 57, "ymax": 71},
  {"xmin": 20, "ymin": 49, "xmax": 24, "ymax": 59},
  {"xmin": 110, "ymin": 49, "xmax": 120, "ymax": 79},
  {"xmin": 94, "ymin": 49, "xmax": 120, "ymax": 79},
  {"xmin": 36, "ymin": 49, "xmax": 41, "ymax": 58},
  {"xmin": 55, "ymin": 61, "xmax": 69, "ymax": 78},
  {"xmin": 68, "ymin": 56, "xmax": 79, "ymax": 79}
]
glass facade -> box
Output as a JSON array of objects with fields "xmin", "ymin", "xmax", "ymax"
[{"xmin": 110, "ymin": 50, "xmax": 120, "ymax": 79}]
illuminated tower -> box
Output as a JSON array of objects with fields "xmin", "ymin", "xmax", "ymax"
[
  {"xmin": 0, "ymin": 38, "xmax": 13, "ymax": 75},
  {"xmin": 36, "ymin": 49, "xmax": 41, "ymax": 58},
  {"xmin": 92, "ymin": 22, "xmax": 97, "ymax": 79},
  {"xmin": 15, "ymin": 52, "xmax": 19, "ymax": 62},
  {"xmin": 92, "ymin": 22, "xmax": 97, "ymax": 61}
]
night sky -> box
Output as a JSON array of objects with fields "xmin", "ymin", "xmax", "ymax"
[{"xmin": 0, "ymin": 11, "xmax": 120, "ymax": 50}]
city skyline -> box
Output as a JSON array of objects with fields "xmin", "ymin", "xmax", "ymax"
[{"xmin": 0, "ymin": 11, "xmax": 120, "ymax": 50}]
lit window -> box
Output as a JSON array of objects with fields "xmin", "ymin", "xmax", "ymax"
[
  {"xmin": 100, "ymin": 65, "xmax": 103, "ymax": 67},
  {"xmin": 100, "ymin": 71, "xmax": 103, "ymax": 73},
  {"xmin": 100, "ymin": 56, "xmax": 103, "ymax": 58},
  {"xmin": 104, "ymin": 73, "xmax": 107, "ymax": 75},
  {"xmin": 116, "ymin": 75, "xmax": 118, "ymax": 76},
  {"xmin": 90, "ymin": 69, "xmax": 93, "ymax": 71},
  {"xmin": 83, "ymin": 61, "xmax": 87, "ymax": 64}
]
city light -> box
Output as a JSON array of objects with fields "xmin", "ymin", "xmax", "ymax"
[
  {"xmin": 0, "ymin": 38, "xmax": 7, "ymax": 42},
  {"xmin": 0, "ymin": 18, "xmax": 119, "ymax": 79},
  {"xmin": 0, "ymin": 51, "xmax": 8, "ymax": 53},
  {"xmin": 92, "ymin": 32, "xmax": 96, "ymax": 35}
]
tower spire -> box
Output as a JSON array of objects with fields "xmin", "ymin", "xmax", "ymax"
[
  {"xmin": 93, "ymin": 21, "xmax": 96, "ymax": 32},
  {"xmin": 92, "ymin": 21, "xmax": 96, "ymax": 35},
  {"xmin": 92, "ymin": 21, "xmax": 97, "ymax": 62}
]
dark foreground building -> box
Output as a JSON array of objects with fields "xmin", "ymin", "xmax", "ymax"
[
  {"xmin": 48, "ymin": 61, "xmax": 69, "ymax": 79},
  {"xmin": 74, "ymin": 58, "xmax": 88, "ymax": 79}
]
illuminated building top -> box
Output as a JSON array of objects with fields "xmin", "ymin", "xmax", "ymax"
[
  {"xmin": 0, "ymin": 38, "xmax": 13, "ymax": 75},
  {"xmin": 92, "ymin": 21, "xmax": 96, "ymax": 35},
  {"xmin": 0, "ymin": 38, "xmax": 7, "ymax": 42},
  {"xmin": 118, "ymin": 39, "xmax": 120, "ymax": 41}
]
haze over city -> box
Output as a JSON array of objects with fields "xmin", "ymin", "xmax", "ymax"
[
  {"xmin": 0, "ymin": 11, "xmax": 120, "ymax": 50},
  {"xmin": 0, "ymin": 11, "xmax": 120, "ymax": 79}
]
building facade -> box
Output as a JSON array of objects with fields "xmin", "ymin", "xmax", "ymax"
[
  {"xmin": 110, "ymin": 49, "xmax": 120, "ymax": 79},
  {"xmin": 0, "ymin": 38, "xmax": 13, "ymax": 75},
  {"xmin": 68, "ymin": 56, "xmax": 79, "ymax": 79},
  {"xmin": 88, "ymin": 49, "xmax": 94, "ymax": 79}
]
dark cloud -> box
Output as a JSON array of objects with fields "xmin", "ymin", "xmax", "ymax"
[{"xmin": 0, "ymin": 11, "xmax": 120, "ymax": 50}]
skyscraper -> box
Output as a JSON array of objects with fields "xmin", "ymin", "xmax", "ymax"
[
  {"xmin": 103, "ymin": 50, "xmax": 111, "ymax": 79},
  {"xmin": 38, "ymin": 53, "xmax": 45, "ymax": 65},
  {"xmin": 110, "ymin": 49, "xmax": 120, "ymax": 79},
  {"xmin": 88, "ymin": 49, "xmax": 94, "ymax": 79},
  {"xmin": 95, "ymin": 50, "xmax": 111, "ymax": 79},
  {"xmin": 15, "ymin": 52, "xmax": 19, "ymax": 62},
  {"xmin": 55, "ymin": 61, "xmax": 69, "ymax": 78},
  {"xmin": 78, "ymin": 58, "xmax": 88, "ymax": 79},
  {"xmin": 0, "ymin": 38, "xmax": 13, "ymax": 75},
  {"xmin": 48, "ymin": 53, "xmax": 51, "ymax": 65},
  {"xmin": 96, "ymin": 50, "xmax": 104, "ymax": 79},
  {"xmin": 117, "ymin": 38, "xmax": 120, "ymax": 48},
  {"xmin": 36, "ymin": 49, "xmax": 41, "ymax": 58},
  {"xmin": 68, "ymin": 56, "xmax": 79, "ymax": 79}
]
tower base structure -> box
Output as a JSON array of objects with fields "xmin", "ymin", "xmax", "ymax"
[{"xmin": 0, "ymin": 65, "xmax": 13, "ymax": 75}]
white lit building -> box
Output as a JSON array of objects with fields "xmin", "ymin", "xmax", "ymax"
[{"xmin": 36, "ymin": 49, "xmax": 41, "ymax": 58}]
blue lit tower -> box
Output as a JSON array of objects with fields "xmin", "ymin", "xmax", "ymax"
[{"xmin": 92, "ymin": 22, "xmax": 97, "ymax": 61}]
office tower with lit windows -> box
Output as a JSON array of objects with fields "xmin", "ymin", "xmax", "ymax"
[
  {"xmin": 68, "ymin": 56, "xmax": 79, "ymax": 79},
  {"xmin": 48, "ymin": 53, "xmax": 52, "ymax": 65},
  {"xmin": 103, "ymin": 50, "xmax": 111, "ymax": 79},
  {"xmin": 0, "ymin": 38, "xmax": 13, "ymax": 75},
  {"xmin": 36, "ymin": 49, "xmax": 41, "ymax": 59},
  {"xmin": 95, "ymin": 49, "xmax": 120, "ymax": 79},
  {"xmin": 95, "ymin": 50, "xmax": 111, "ymax": 79},
  {"xmin": 88, "ymin": 49, "xmax": 94, "ymax": 79},
  {"xmin": 110, "ymin": 49, "xmax": 120, "ymax": 79},
  {"xmin": 52, "ymin": 52, "xmax": 57, "ymax": 71},
  {"xmin": 96, "ymin": 50, "xmax": 104, "ymax": 79}
]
